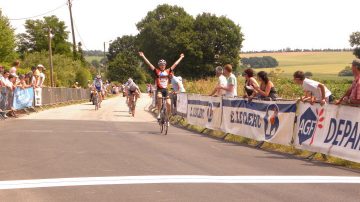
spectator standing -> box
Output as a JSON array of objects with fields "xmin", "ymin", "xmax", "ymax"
[
  {"xmin": 337, "ymin": 59, "xmax": 360, "ymax": 105},
  {"xmin": 37, "ymin": 64, "xmax": 46, "ymax": 87},
  {"xmin": 254, "ymin": 71, "xmax": 278, "ymax": 100},
  {"xmin": 210, "ymin": 66, "xmax": 227, "ymax": 97},
  {"xmin": 293, "ymin": 70, "xmax": 333, "ymax": 105},
  {"xmin": 73, "ymin": 82, "xmax": 80, "ymax": 89},
  {"xmin": 0, "ymin": 65, "xmax": 5, "ymax": 86},
  {"xmin": 217, "ymin": 64, "xmax": 237, "ymax": 97},
  {"xmin": 242, "ymin": 68, "xmax": 259, "ymax": 99},
  {"xmin": 17, "ymin": 74, "xmax": 31, "ymax": 89},
  {"xmin": 170, "ymin": 73, "xmax": 186, "ymax": 93},
  {"xmin": 10, "ymin": 60, "xmax": 20, "ymax": 77}
]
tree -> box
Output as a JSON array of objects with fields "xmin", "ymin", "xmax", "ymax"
[
  {"xmin": 0, "ymin": 10, "xmax": 17, "ymax": 62},
  {"xmin": 349, "ymin": 32, "xmax": 360, "ymax": 59},
  {"xmin": 108, "ymin": 35, "xmax": 138, "ymax": 61},
  {"xmin": 17, "ymin": 15, "xmax": 72, "ymax": 57},
  {"xmin": 193, "ymin": 13, "xmax": 243, "ymax": 75},
  {"xmin": 136, "ymin": 4, "xmax": 200, "ymax": 78},
  {"xmin": 107, "ymin": 52, "xmax": 145, "ymax": 83}
]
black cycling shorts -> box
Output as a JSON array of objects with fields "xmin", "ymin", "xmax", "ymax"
[{"xmin": 156, "ymin": 88, "xmax": 169, "ymax": 98}]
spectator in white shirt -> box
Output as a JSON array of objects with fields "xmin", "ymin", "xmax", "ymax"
[
  {"xmin": 210, "ymin": 66, "xmax": 227, "ymax": 97},
  {"xmin": 37, "ymin": 64, "xmax": 46, "ymax": 87},
  {"xmin": 293, "ymin": 70, "xmax": 333, "ymax": 105}
]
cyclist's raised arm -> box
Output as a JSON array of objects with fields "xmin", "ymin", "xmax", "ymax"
[
  {"xmin": 139, "ymin": 52, "xmax": 156, "ymax": 71},
  {"xmin": 170, "ymin": 53, "xmax": 185, "ymax": 71}
]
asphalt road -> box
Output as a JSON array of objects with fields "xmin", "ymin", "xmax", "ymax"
[{"xmin": 0, "ymin": 95, "xmax": 359, "ymax": 201}]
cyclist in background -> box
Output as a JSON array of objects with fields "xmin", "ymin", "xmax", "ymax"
[
  {"xmin": 126, "ymin": 78, "xmax": 141, "ymax": 117},
  {"xmin": 138, "ymin": 52, "xmax": 185, "ymax": 120},
  {"xmin": 92, "ymin": 75, "xmax": 104, "ymax": 107}
]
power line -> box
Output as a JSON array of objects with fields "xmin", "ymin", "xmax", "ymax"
[
  {"xmin": 73, "ymin": 21, "xmax": 89, "ymax": 51},
  {"xmin": 8, "ymin": 3, "xmax": 67, "ymax": 21}
]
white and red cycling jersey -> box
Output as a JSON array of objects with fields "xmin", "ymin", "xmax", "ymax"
[{"xmin": 153, "ymin": 68, "xmax": 172, "ymax": 89}]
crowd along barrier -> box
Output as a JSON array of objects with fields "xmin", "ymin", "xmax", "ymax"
[
  {"xmin": 0, "ymin": 87, "xmax": 90, "ymax": 112},
  {"xmin": 176, "ymin": 93, "xmax": 360, "ymax": 163}
]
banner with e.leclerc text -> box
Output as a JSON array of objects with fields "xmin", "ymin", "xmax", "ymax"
[
  {"xmin": 187, "ymin": 94, "xmax": 222, "ymax": 130},
  {"xmin": 221, "ymin": 98, "xmax": 297, "ymax": 145}
]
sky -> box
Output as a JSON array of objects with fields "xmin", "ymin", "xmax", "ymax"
[{"xmin": 1, "ymin": 0, "xmax": 359, "ymax": 51}]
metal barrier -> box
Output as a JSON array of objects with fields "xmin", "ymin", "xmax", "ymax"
[
  {"xmin": 41, "ymin": 87, "xmax": 90, "ymax": 106},
  {"xmin": 0, "ymin": 86, "xmax": 90, "ymax": 112},
  {"xmin": 0, "ymin": 87, "xmax": 11, "ymax": 111}
]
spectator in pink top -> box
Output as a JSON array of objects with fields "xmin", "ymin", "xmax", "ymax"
[{"xmin": 337, "ymin": 59, "xmax": 360, "ymax": 105}]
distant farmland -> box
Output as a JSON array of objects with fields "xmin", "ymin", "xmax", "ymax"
[{"xmin": 240, "ymin": 51, "xmax": 355, "ymax": 80}]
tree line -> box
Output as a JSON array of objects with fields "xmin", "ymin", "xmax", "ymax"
[
  {"xmin": 240, "ymin": 56, "xmax": 278, "ymax": 68},
  {"xmin": 106, "ymin": 4, "xmax": 244, "ymax": 83}
]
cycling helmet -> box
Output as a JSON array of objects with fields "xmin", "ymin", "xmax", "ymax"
[{"xmin": 158, "ymin": 59, "xmax": 167, "ymax": 66}]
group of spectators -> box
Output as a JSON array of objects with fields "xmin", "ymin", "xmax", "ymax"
[
  {"xmin": 0, "ymin": 61, "xmax": 46, "ymax": 118},
  {"xmin": 210, "ymin": 58, "xmax": 360, "ymax": 106}
]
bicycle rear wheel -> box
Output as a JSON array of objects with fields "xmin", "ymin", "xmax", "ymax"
[{"xmin": 163, "ymin": 122, "xmax": 168, "ymax": 135}]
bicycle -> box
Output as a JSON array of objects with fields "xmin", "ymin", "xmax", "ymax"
[
  {"xmin": 128, "ymin": 93, "xmax": 137, "ymax": 117},
  {"xmin": 158, "ymin": 97, "xmax": 169, "ymax": 135}
]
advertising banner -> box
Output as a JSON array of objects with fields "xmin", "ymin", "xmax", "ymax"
[
  {"xmin": 34, "ymin": 87, "xmax": 42, "ymax": 106},
  {"xmin": 294, "ymin": 103, "xmax": 360, "ymax": 163},
  {"xmin": 221, "ymin": 98, "xmax": 297, "ymax": 145},
  {"xmin": 13, "ymin": 87, "xmax": 34, "ymax": 110},
  {"xmin": 176, "ymin": 93, "xmax": 188, "ymax": 117},
  {"xmin": 187, "ymin": 94, "xmax": 222, "ymax": 130}
]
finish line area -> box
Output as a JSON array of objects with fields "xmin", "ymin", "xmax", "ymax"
[{"xmin": 1, "ymin": 175, "xmax": 360, "ymax": 190}]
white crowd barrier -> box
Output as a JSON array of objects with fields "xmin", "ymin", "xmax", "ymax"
[
  {"xmin": 294, "ymin": 103, "xmax": 360, "ymax": 163},
  {"xmin": 176, "ymin": 93, "xmax": 360, "ymax": 163}
]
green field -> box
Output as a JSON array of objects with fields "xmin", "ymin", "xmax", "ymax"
[
  {"xmin": 85, "ymin": 56, "xmax": 103, "ymax": 63},
  {"xmin": 241, "ymin": 51, "xmax": 355, "ymax": 80}
]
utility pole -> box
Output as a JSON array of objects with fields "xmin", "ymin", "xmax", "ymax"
[
  {"xmin": 103, "ymin": 42, "xmax": 106, "ymax": 74},
  {"xmin": 67, "ymin": 0, "xmax": 77, "ymax": 59},
  {"xmin": 47, "ymin": 27, "xmax": 54, "ymax": 87}
]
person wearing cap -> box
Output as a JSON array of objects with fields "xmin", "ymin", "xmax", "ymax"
[
  {"xmin": 336, "ymin": 59, "xmax": 360, "ymax": 105},
  {"xmin": 138, "ymin": 51, "xmax": 185, "ymax": 120},
  {"xmin": 210, "ymin": 66, "xmax": 227, "ymax": 97},
  {"xmin": 37, "ymin": 64, "xmax": 46, "ymax": 87}
]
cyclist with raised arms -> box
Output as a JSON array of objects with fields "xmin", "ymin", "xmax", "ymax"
[{"xmin": 139, "ymin": 52, "xmax": 185, "ymax": 120}]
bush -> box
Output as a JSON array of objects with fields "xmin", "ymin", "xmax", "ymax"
[
  {"xmin": 75, "ymin": 68, "xmax": 92, "ymax": 88},
  {"xmin": 304, "ymin": 71, "xmax": 313, "ymax": 78},
  {"xmin": 338, "ymin": 66, "xmax": 353, "ymax": 77},
  {"xmin": 21, "ymin": 51, "xmax": 88, "ymax": 87}
]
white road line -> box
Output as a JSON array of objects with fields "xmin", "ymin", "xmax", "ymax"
[
  {"xmin": 0, "ymin": 176, "xmax": 360, "ymax": 190},
  {"xmin": 75, "ymin": 131, "xmax": 110, "ymax": 133},
  {"xmin": 13, "ymin": 130, "xmax": 53, "ymax": 133}
]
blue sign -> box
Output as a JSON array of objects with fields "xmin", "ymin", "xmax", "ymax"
[
  {"xmin": 298, "ymin": 107, "xmax": 317, "ymax": 145},
  {"xmin": 13, "ymin": 87, "xmax": 34, "ymax": 110}
]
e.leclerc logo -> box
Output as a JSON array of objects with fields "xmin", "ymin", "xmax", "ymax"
[
  {"xmin": 298, "ymin": 107, "xmax": 325, "ymax": 145},
  {"xmin": 264, "ymin": 104, "xmax": 280, "ymax": 140}
]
